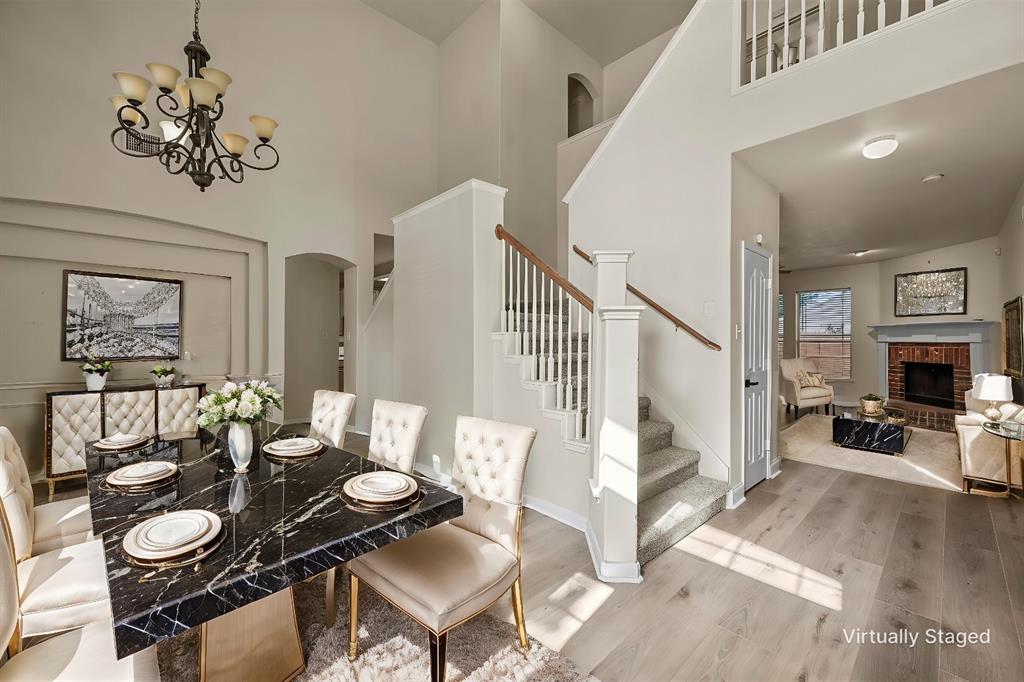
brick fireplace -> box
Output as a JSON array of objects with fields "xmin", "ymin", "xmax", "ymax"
[{"xmin": 886, "ymin": 342, "xmax": 971, "ymax": 411}]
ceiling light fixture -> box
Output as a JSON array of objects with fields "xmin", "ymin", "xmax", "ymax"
[
  {"xmin": 861, "ymin": 135, "xmax": 898, "ymax": 159},
  {"xmin": 852, "ymin": 250, "xmax": 869, "ymax": 257},
  {"xmin": 921, "ymin": 173, "xmax": 945, "ymax": 184},
  {"xmin": 109, "ymin": 0, "xmax": 280, "ymax": 192}
]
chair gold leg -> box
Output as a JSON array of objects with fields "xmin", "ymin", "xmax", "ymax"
[
  {"xmin": 428, "ymin": 630, "xmax": 448, "ymax": 682},
  {"xmin": 47, "ymin": 479, "xmax": 55, "ymax": 502},
  {"xmin": 348, "ymin": 573, "xmax": 359, "ymax": 661},
  {"xmin": 7, "ymin": 620, "xmax": 21, "ymax": 658},
  {"xmin": 325, "ymin": 567, "xmax": 336, "ymax": 627},
  {"xmin": 511, "ymin": 577, "xmax": 528, "ymax": 649}
]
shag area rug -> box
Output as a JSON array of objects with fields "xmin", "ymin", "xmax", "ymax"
[
  {"xmin": 157, "ymin": 571, "xmax": 592, "ymax": 681},
  {"xmin": 780, "ymin": 414, "xmax": 962, "ymax": 491}
]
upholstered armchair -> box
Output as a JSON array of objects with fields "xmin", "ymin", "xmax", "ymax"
[
  {"xmin": 309, "ymin": 390, "xmax": 356, "ymax": 449},
  {"xmin": 324, "ymin": 398, "xmax": 429, "ymax": 626},
  {"xmin": 780, "ymin": 358, "xmax": 835, "ymax": 417},
  {"xmin": 0, "ymin": 512, "xmax": 158, "ymax": 680},
  {"xmin": 955, "ymin": 388, "xmax": 1023, "ymax": 493},
  {"xmin": 348, "ymin": 416, "xmax": 537, "ymax": 682},
  {"xmin": 0, "ymin": 427, "xmax": 110, "ymax": 641}
]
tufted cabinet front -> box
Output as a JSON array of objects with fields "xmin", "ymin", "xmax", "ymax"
[
  {"xmin": 449, "ymin": 416, "xmax": 536, "ymax": 556},
  {"xmin": 368, "ymin": 400, "xmax": 428, "ymax": 474},
  {"xmin": 104, "ymin": 391, "xmax": 158, "ymax": 439},
  {"xmin": 0, "ymin": 427, "xmax": 36, "ymax": 561},
  {"xmin": 309, "ymin": 390, "xmax": 356, "ymax": 450},
  {"xmin": 157, "ymin": 386, "xmax": 200, "ymax": 435},
  {"xmin": 48, "ymin": 393, "xmax": 102, "ymax": 478}
]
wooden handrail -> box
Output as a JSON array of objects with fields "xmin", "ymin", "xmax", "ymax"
[
  {"xmin": 496, "ymin": 225, "xmax": 593, "ymax": 312},
  {"xmin": 573, "ymin": 244, "xmax": 722, "ymax": 352}
]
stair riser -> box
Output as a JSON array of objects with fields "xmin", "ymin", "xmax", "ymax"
[
  {"xmin": 638, "ymin": 496, "xmax": 725, "ymax": 565},
  {"xmin": 640, "ymin": 429, "xmax": 672, "ymax": 455},
  {"xmin": 639, "ymin": 405, "xmax": 650, "ymax": 422},
  {"xmin": 639, "ymin": 461, "xmax": 698, "ymax": 502}
]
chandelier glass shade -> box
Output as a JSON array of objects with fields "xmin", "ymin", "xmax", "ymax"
[{"xmin": 109, "ymin": 0, "xmax": 279, "ymax": 192}]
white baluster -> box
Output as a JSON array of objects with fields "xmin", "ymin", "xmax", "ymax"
[
  {"xmin": 925, "ymin": 0, "xmax": 934, "ymax": 10},
  {"xmin": 516, "ymin": 251, "xmax": 522, "ymax": 351},
  {"xmin": 857, "ymin": 0, "xmax": 865, "ymax": 39},
  {"xmin": 566, "ymin": 296, "xmax": 574, "ymax": 411},
  {"xmin": 557, "ymin": 288, "xmax": 564, "ymax": 409},
  {"xmin": 799, "ymin": 0, "xmax": 807, "ymax": 63},
  {"xmin": 548, "ymin": 279, "xmax": 555, "ymax": 381},
  {"xmin": 507, "ymin": 245, "xmax": 515, "ymax": 333},
  {"xmin": 838, "ymin": 0, "xmax": 846, "ymax": 46},
  {"xmin": 531, "ymin": 264, "xmax": 538, "ymax": 378},
  {"xmin": 585, "ymin": 311, "xmax": 593, "ymax": 441},
  {"xmin": 501, "ymin": 241, "xmax": 507, "ymax": 332},
  {"xmin": 878, "ymin": 0, "xmax": 886, "ymax": 29},
  {"xmin": 539, "ymin": 270, "xmax": 546, "ymax": 381},
  {"xmin": 783, "ymin": 0, "xmax": 790, "ymax": 68},
  {"xmin": 767, "ymin": 0, "xmax": 774, "ymax": 75},
  {"xmin": 818, "ymin": 0, "xmax": 826, "ymax": 56},
  {"xmin": 901, "ymin": 0, "xmax": 909, "ymax": 20},
  {"xmin": 576, "ymin": 298, "xmax": 583, "ymax": 439},
  {"xmin": 750, "ymin": 0, "xmax": 758, "ymax": 83},
  {"xmin": 519, "ymin": 253, "xmax": 526, "ymax": 355}
]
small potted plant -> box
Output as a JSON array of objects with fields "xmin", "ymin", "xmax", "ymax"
[
  {"xmin": 197, "ymin": 380, "xmax": 283, "ymax": 473},
  {"xmin": 150, "ymin": 364, "xmax": 176, "ymax": 387},
  {"xmin": 860, "ymin": 393, "xmax": 885, "ymax": 416},
  {"xmin": 81, "ymin": 356, "xmax": 112, "ymax": 391}
]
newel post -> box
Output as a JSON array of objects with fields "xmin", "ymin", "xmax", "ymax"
[{"xmin": 588, "ymin": 250, "xmax": 644, "ymax": 582}]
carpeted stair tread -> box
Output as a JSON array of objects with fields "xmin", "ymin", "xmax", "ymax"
[
  {"xmin": 639, "ymin": 419, "xmax": 673, "ymax": 455},
  {"xmin": 639, "ymin": 446, "xmax": 700, "ymax": 502},
  {"xmin": 637, "ymin": 475, "xmax": 730, "ymax": 564}
]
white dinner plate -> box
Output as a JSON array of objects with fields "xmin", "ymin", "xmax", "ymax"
[
  {"xmin": 106, "ymin": 461, "xmax": 178, "ymax": 487},
  {"xmin": 123, "ymin": 510, "xmax": 222, "ymax": 561},
  {"xmin": 268, "ymin": 437, "xmax": 319, "ymax": 452},
  {"xmin": 100, "ymin": 433, "xmax": 144, "ymax": 446},
  {"xmin": 263, "ymin": 440, "xmax": 323, "ymax": 457},
  {"xmin": 343, "ymin": 472, "xmax": 418, "ymax": 504}
]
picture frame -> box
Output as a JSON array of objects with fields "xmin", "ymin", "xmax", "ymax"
[
  {"xmin": 62, "ymin": 270, "xmax": 183, "ymax": 361},
  {"xmin": 893, "ymin": 267, "xmax": 967, "ymax": 317},
  {"xmin": 1003, "ymin": 296, "xmax": 1023, "ymax": 379}
]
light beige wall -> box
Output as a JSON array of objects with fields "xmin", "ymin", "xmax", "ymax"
[
  {"xmin": 557, "ymin": 119, "xmax": 614, "ymax": 274},
  {"xmin": 999, "ymin": 178, "xmax": 1024, "ymax": 303},
  {"xmin": 0, "ymin": 200, "xmax": 263, "ymax": 476},
  {"xmin": 284, "ymin": 256, "xmax": 342, "ymax": 422},
  {"xmin": 877, "ymin": 236, "xmax": 1002, "ymax": 324},
  {"xmin": 602, "ymin": 26, "xmax": 676, "ymax": 120},
  {"xmin": 499, "ymin": 0, "xmax": 604, "ymax": 264},
  {"xmin": 439, "ymin": 0, "xmax": 501, "ymax": 189}
]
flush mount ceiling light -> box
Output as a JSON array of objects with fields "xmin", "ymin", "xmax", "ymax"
[
  {"xmin": 109, "ymin": 0, "xmax": 280, "ymax": 192},
  {"xmin": 861, "ymin": 135, "xmax": 898, "ymax": 159},
  {"xmin": 921, "ymin": 173, "xmax": 945, "ymax": 183},
  {"xmin": 852, "ymin": 250, "xmax": 869, "ymax": 257}
]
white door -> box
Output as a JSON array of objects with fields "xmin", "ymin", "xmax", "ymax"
[{"xmin": 743, "ymin": 245, "xmax": 772, "ymax": 491}]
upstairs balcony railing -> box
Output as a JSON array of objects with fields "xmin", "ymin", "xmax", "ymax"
[{"xmin": 740, "ymin": 0, "xmax": 955, "ymax": 86}]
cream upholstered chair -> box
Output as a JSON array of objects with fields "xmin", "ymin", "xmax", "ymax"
[
  {"xmin": 103, "ymin": 391, "xmax": 157, "ymax": 440},
  {"xmin": 0, "ymin": 427, "xmax": 92, "ymax": 557},
  {"xmin": 157, "ymin": 386, "xmax": 202, "ymax": 437},
  {"xmin": 308, "ymin": 390, "xmax": 356, "ymax": 449},
  {"xmin": 0, "ymin": 428, "xmax": 110, "ymax": 640},
  {"xmin": 780, "ymin": 358, "xmax": 835, "ymax": 417},
  {"xmin": 348, "ymin": 416, "xmax": 537, "ymax": 682},
  {"xmin": 955, "ymin": 388, "xmax": 1024, "ymax": 493},
  {"xmin": 324, "ymin": 399, "xmax": 429, "ymax": 625},
  {"xmin": 0, "ymin": 512, "xmax": 158, "ymax": 680}
]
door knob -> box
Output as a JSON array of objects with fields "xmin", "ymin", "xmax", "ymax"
[{"xmin": 745, "ymin": 379, "xmax": 759, "ymax": 388}]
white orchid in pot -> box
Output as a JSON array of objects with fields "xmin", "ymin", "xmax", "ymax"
[
  {"xmin": 81, "ymin": 356, "xmax": 113, "ymax": 391},
  {"xmin": 197, "ymin": 381, "xmax": 283, "ymax": 473}
]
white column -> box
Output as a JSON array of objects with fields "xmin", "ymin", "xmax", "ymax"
[{"xmin": 588, "ymin": 249, "xmax": 644, "ymax": 582}]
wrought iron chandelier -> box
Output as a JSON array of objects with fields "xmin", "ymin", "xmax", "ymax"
[{"xmin": 109, "ymin": 0, "xmax": 279, "ymax": 192}]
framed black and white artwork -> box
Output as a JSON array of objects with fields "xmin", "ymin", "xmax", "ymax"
[
  {"xmin": 893, "ymin": 267, "xmax": 967, "ymax": 317},
  {"xmin": 62, "ymin": 270, "xmax": 182, "ymax": 361}
]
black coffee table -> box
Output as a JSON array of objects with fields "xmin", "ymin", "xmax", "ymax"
[{"xmin": 832, "ymin": 410, "xmax": 911, "ymax": 455}]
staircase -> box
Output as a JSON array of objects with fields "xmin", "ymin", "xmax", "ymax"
[{"xmin": 636, "ymin": 396, "xmax": 729, "ymax": 564}]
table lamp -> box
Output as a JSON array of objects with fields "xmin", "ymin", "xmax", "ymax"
[{"xmin": 974, "ymin": 373, "xmax": 1013, "ymax": 421}]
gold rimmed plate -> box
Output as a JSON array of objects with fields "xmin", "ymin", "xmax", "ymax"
[
  {"xmin": 343, "ymin": 472, "xmax": 418, "ymax": 504},
  {"xmin": 121, "ymin": 527, "xmax": 226, "ymax": 570},
  {"xmin": 94, "ymin": 436, "xmax": 154, "ymax": 452},
  {"xmin": 106, "ymin": 460, "xmax": 178, "ymax": 487},
  {"xmin": 100, "ymin": 469, "xmax": 183, "ymax": 495},
  {"xmin": 123, "ymin": 509, "xmax": 223, "ymax": 561},
  {"xmin": 338, "ymin": 487, "xmax": 424, "ymax": 513}
]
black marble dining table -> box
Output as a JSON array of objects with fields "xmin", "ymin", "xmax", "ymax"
[{"xmin": 85, "ymin": 427, "xmax": 464, "ymax": 660}]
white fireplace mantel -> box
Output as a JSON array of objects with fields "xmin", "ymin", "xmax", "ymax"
[{"xmin": 868, "ymin": 320, "xmax": 1001, "ymax": 400}]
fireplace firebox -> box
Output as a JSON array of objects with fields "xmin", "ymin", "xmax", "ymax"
[{"xmin": 904, "ymin": 361, "xmax": 955, "ymax": 409}]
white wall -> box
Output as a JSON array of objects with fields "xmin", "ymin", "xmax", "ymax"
[
  {"xmin": 0, "ymin": 1, "xmax": 441, "ymax": 433},
  {"xmin": 602, "ymin": 26, "xmax": 677, "ymax": 120},
  {"xmin": 556, "ymin": 119, "xmax": 615, "ymax": 274},
  {"xmin": 999, "ymin": 178, "xmax": 1024, "ymax": 303},
  {"xmin": 566, "ymin": 0, "xmax": 1024, "ymax": 491},
  {"xmin": 362, "ymin": 278, "xmax": 395, "ymax": 409},
  {"xmin": 499, "ymin": 0, "xmax": 604, "ymax": 265}
]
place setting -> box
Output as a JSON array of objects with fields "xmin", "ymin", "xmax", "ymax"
[
  {"xmin": 92, "ymin": 432, "xmax": 153, "ymax": 453},
  {"xmin": 101, "ymin": 459, "xmax": 183, "ymax": 495},
  {"xmin": 339, "ymin": 470, "xmax": 423, "ymax": 512},
  {"xmin": 120, "ymin": 509, "xmax": 226, "ymax": 569},
  {"xmin": 261, "ymin": 435, "xmax": 327, "ymax": 463}
]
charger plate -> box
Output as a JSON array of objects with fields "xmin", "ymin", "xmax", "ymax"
[
  {"xmin": 265, "ymin": 437, "xmax": 320, "ymax": 452},
  {"xmin": 343, "ymin": 472, "xmax": 418, "ymax": 503},
  {"xmin": 95, "ymin": 436, "xmax": 153, "ymax": 452},
  {"xmin": 262, "ymin": 440, "xmax": 326, "ymax": 458},
  {"xmin": 121, "ymin": 528, "xmax": 226, "ymax": 570},
  {"xmin": 338, "ymin": 487, "xmax": 424, "ymax": 513},
  {"xmin": 123, "ymin": 510, "xmax": 223, "ymax": 561},
  {"xmin": 100, "ymin": 469, "xmax": 183, "ymax": 495},
  {"xmin": 106, "ymin": 461, "xmax": 178, "ymax": 487},
  {"xmin": 263, "ymin": 447, "xmax": 326, "ymax": 465}
]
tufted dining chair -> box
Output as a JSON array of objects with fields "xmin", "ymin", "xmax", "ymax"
[
  {"xmin": 0, "ymin": 427, "xmax": 111, "ymax": 642},
  {"xmin": 157, "ymin": 385, "xmax": 202, "ymax": 437},
  {"xmin": 0, "ymin": 510, "xmax": 158, "ymax": 680},
  {"xmin": 348, "ymin": 416, "xmax": 537, "ymax": 682},
  {"xmin": 103, "ymin": 391, "xmax": 157, "ymax": 440},
  {"xmin": 324, "ymin": 399, "xmax": 429, "ymax": 625},
  {"xmin": 308, "ymin": 390, "xmax": 357, "ymax": 449}
]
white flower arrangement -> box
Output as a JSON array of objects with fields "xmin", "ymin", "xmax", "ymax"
[
  {"xmin": 197, "ymin": 380, "xmax": 283, "ymax": 428},
  {"xmin": 80, "ymin": 356, "xmax": 113, "ymax": 375}
]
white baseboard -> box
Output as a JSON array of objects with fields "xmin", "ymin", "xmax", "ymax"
[
  {"xmin": 726, "ymin": 482, "xmax": 746, "ymax": 509},
  {"xmin": 584, "ymin": 522, "xmax": 643, "ymax": 584},
  {"xmin": 523, "ymin": 495, "xmax": 587, "ymax": 532}
]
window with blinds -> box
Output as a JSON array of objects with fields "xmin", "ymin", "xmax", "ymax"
[
  {"xmin": 777, "ymin": 293, "xmax": 784, "ymax": 361},
  {"xmin": 797, "ymin": 288, "xmax": 852, "ymax": 380}
]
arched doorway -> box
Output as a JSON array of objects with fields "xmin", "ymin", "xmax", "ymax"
[{"xmin": 568, "ymin": 74, "xmax": 596, "ymax": 137}]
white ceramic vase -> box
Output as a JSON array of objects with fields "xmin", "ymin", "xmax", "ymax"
[
  {"xmin": 84, "ymin": 372, "xmax": 107, "ymax": 391},
  {"xmin": 228, "ymin": 422, "xmax": 254, "ymax": 473},
  {"xmin": 153, "ymin": 374, "xmax": 175, "ymax": 387}
]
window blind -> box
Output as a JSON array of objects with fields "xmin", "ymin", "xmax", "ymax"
[{"xmin": 797, "ymin": 288, "xmax": 852, "ymax": 380}]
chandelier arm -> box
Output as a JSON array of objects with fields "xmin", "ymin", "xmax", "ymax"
[
  {"xmin": 207, "ymin": 152, "xmax": 244, "ymax": 184},
  {"xmin": 209, "ymin": 129, "xmax": 279, "ymax": 171},
  {"xmin": 207, "ymin": 98, "xmax": 225, "ymax": 122},
  {"xmin": 116, "ymin": 102, "xmax": 153, "ymax": 131},
  {"xmin": 154, "ymin": 91, "xmax": 187, "ymax": 120},
  {"xmin": 158, "ymin": 143, "xmax": 195, "ymax": 176}
]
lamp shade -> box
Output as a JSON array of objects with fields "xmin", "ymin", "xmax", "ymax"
[
  {"xmin": 222, "ymin": 133, "xmax": 249, "ymax": 157},
  {"xmin": 110, "ymin": 96, "xmax": 142, "ymax": 126},
  {"xmin": 185, "ymin": 77, "xmax": 219, "ymax": 109},
  {"xmin": 175, "ymin": 83, "xmax": 191, "ymax": 108},
  {"xmin": 199, "ymin": 67, "xmax": 232, "ymax": 95},
  {"xmin": 249, "ymin": 115, "xmax": 278, "ymax": 142},
  {"xmin": 146, "ymin": 63, "xmax": 181, "ymax": 92},
  {"xmin": 113, "ymin": 72, "xmax": 152, "ymax": 104},
  {"xmin": 160, "ymin": 120, "xmax": 185, "ymax": 143},
  {"xmin": 974, "ymin": 374, "xmax": 1013, "ymax": 402}
]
